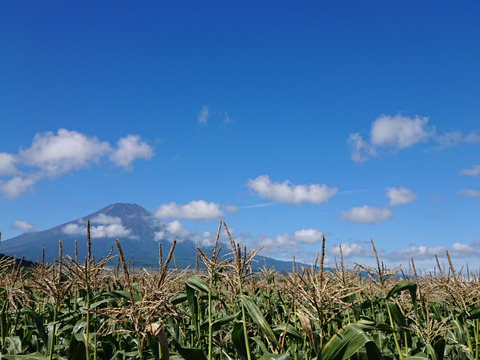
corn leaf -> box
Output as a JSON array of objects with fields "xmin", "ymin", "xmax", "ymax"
[
  {"xmin": 240, "ymin": 295, "xmax": 281, "ymax": 348},
  {"xmin": 258, "ymin": 353, "xmax": 292, "ymax": 360},
  {"xmin": 320, "ymin": 324, "xmax": 375, "ymax": 360},
  {"xmin": 185, "ymin": 276, "xmax": 210, "ymax": 293}
]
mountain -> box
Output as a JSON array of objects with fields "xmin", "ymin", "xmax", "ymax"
[{"xmin": 0, "ymin": 203, "xmax": 298, "ymax": 272}]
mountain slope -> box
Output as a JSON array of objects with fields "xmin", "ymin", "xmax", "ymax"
[{"xmin": 0, "ymin": 203, "xmax": 298, "ymax": 271}]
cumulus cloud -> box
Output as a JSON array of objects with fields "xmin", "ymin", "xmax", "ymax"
[
  {"xmin": 349, "ymin": 115, "xmax": 434, "ymax": 162},
  {"xmin": 92, "ymin": 214, "xmax": 123, "ymax": 225},
  {"xmin": 63, "ymin": 222, "xmax": 131, "ymax": 239},
  {"xmin": 458, "ymin": 189, "xmax": 480, "ymax": 198},
  {"xmin": 293, "ymin": 229, "xmax": 324, "ymax": 244},
  {"xmin": 110, "ymin": 135, "xmax": 154, "ymax": 170},
  {"xmin": 386, "ymin": 187, "xmax": 417, "ymax": 206},
  {"xmin": 0, "ymin": 176, "xmax": 36, "ymax": 198},
  {"xmin": 370, "ymin": 115, "xmax": 432, "ymax": 149},
  {"xmin": 327, "ymin": 243, "xmax": 375, "ymax": 258},
  {"xmin": 155, "ymin": 200, "xmax": 225, "ymax": 221},
  {"xmin": 0, "ymin": 129, "xmax": 155, "ymax": 198},
  {"xmin": 0, "ymin": 153, "xmax": 18, "ymax": 176},
  {"xmin": 19, "ymin": 129, "xmax": 111, "ymax": 176},
  {"xmin": 450, "ymin": 242, "xmax": 478, "ymax": 258},
  {"xmin": 198, "ymin": 105, "xmax": 209, "ymax": 125},
  {"xmin": 247, "ymin": 175, "xmax": 338, "ymax": 205},
  {"xmin": 389, "ymin": 245, "xmax": 444, "ymax": 261},
  {"xmin": 257, "ymin": 234, "xmax": 298, "ymax": 252},
  {"xmin": 154, "ymin": 220, "xmax": 191, "ymax": 241},
  {"xmin": 341, "ymin": 206, "xmax": 392, "ymax": 224},
  {"xmin": 12, "ymin": 220, "xmax": 35, "ymax": 232},
  {"xmin": 460, "ymin": 165, "xmax": 480, "ymax": 176}
]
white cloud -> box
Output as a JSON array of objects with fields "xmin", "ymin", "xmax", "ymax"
[
  {"xmin": 460, "ymin": 165, "xmax": 480, "ymax": 176},
  {"xmin": 247, "ymin": 175, "xmax": 338, "ymax": 205},
  {"xmin": 63, "ymin": 223, "xmax": 84, "ymax": 235},
  {"xmin": 0, "ymin": 153, "xmax": 17, "ymax": 176},
  {"xmin": 458, "ymin": 189, "xmax": 480, "ymax": 198},
  {"xmin": 389, "ymin": 245, "xmax": 444, "ymax": 261},
  {"xmin": 90, "ymin": 224, "xmax": 131, "ymax": 238},
  {"xmin": 450, "ymin": 242, "xmax": 477, "ymax": 258},
  {"xmin": 0, "ymin": 129, "xmax": 155, "ymax": 199},
  {"xmin": 348, "ymin": 133, "xmax": 376, "ymax": 162},
  {"xmin": 164, "ymin": 220, "xmax": 191, "ymax": 238},
  {"xmin": 62, "ymin": 222, "xmax": 131, "ymax": 239},
  {"xmin": 257, "ymin": 234, "xmax": 299, "ymax": 253},
  {"xmin": 91, "ymin": 214, "xmax": 122, "ymax": 225},
  {"xmin": 110, "ymin": 135, "xmax": 154, "ymax": 170},
  {"xmin": 198, "ymin": 105, "xmax": 209, "ymax": 125},
  {"xmin": 155, "ymin": 200, "xmax": 225, "ymax": 221},
  {"xmin": 386, "ymin": 187, "xmax": 417, "ymax": 206},
  {"xmin": 19, "ymin": 129, "xmax": 111, "ymax": 176},
  {"xmin": 349, "ymin": 115, "xmax": 433, "ymax": 162},
  {"xmin": 370, "ymin": 115, "xmax": 432, "ymax": 149},
  {"xmin": 341, "ymin": 205, "xmax": 392, "ymax": 224},
  {"xmin": 327, "ymin": 243, "xmax": 374, "ymax": 258},
  {"xmin": 12, "ymin": 220, "xmax": 35, "ymax": 232},
  {"xmin": 0, "ymin": 176, "xmax": 36, "ymax": 198},
  {"xmin": 293, "ymin": 229, "xmax": 324, "ymax": 244}
]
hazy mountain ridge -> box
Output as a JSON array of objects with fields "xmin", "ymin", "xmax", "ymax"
[{"xmin": 0, "ymin": 203, "xmax": 299, "ymax": 271}]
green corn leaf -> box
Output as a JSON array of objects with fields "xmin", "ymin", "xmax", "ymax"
[
  {"xmin": 232, "ymin": 320, "xmax": 248, "ymax": 360},
  {"xmin": 386, "ymin": 280, "xmax": 417, "ymax": 313},
  {"xmin": 273, "ymin": 324, "xmax": 303, "ymax": 341},
  {"xmin": 1, "ymin": 355, "xmax": 50, "ymax": 360},
  {"xmin": 357, "ymin": 341, "xmax": 383, "ymax": 360},
  {"xmin": 469, "ymin": 306, "xmax": 480, "ymax": 319},
  {"xmin": 258, "ymin": 353, "xmax": 292, "ymax": 360},
  {"xmin": 402, "ymin": 353, "xmax": 428, "ymax": 360},
  {"xmin": 356, "ymin": 318, "xmax": 395, "ymax": 332},
  {"xmin": 320, "ymin": 324, "xmax": 374, "ymax": 360},
  {"xmin": 171, "ymin": 292, "xmax": 188, "ymax": 304},
  {"xmin": 185, "ymin": 275, "xmax": 210, "ymax": 293},
  {"xmin": 201, "ymin": 312, "xmax": 240, "ymax": 332},
  {"xmin": 171, "ymin": 337, "xmax": 207, "ymax": 360},
  {"xmin": 102, "ymin": 290, "xmax": 141, "ymax": 302},
  {"xmin": 240, "ymin": 295, "xmax": 281, "ymax": 348},
  {"xmin": 388, "ymin": 301, "xmax": 406, "ymax": 328},
  {"xmin": 433, "ymin": 336, "xmax": 446, "ymax": 360}
]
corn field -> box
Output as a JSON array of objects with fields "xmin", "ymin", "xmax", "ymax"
[{"xmin": 1, "ymin": 220, "xmax": 480, "ymax": 360}]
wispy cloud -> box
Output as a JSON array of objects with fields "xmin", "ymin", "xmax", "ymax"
[
  {"xmin": 460, "ymin": 165, "xmax": 480, "ymax": 176},
  {"xmin": 247, "ymin": 175, "xmax": 338, "ymax": 205},
  {"xmin": 458, "ymin": 189, "xmax": 480, "ymax": 198},
  {"xmin": 237, "ymin": 202, "xmax": 277, "ymax": 209},
  {"xmin": 0, "ymin": 129, "xmax": 154, "ymax": 199},
  {"xmin": 197, "ymin": 105, "xmax": 210, "ymax": 125}
]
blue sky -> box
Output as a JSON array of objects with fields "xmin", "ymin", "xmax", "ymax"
[{"xmin": 1, "ymin": 1, "xmax": 479, "ymax": 270}]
